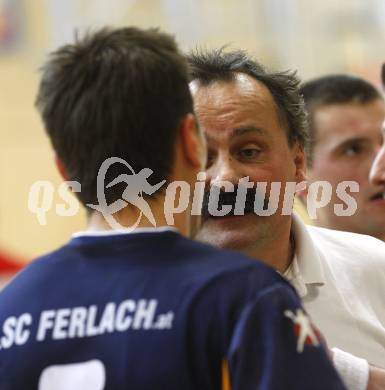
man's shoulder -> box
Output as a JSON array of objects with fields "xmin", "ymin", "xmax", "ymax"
[
  {"xmin": 1, "ymin": 235, "xmax": 290, "ymax": 304},
  {"xmin": 306, "ymin": 224, "xmax": 385, "ymax": 267},
  {"xmin": 174, "ymin": 236, "xmax": 289, "ymax": 291},
  {"xmin": 182, "ymin": 244, "xmax": 299, "ymax": 335},
  {"xmin": 0, "ymin": 247, "xmax": 68, "ymax": 295}
]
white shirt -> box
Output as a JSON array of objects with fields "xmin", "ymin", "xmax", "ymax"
[{"xmin": 285, "ymin": 214, "xmax": 385, "ymax": 368}]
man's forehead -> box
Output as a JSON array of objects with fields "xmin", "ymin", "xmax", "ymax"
[
  {"xmin": 189, "ymin": 73, "xmax": 287, "ymax": 143},
  {"xmin": 190, "ymin": 76, "xmax": 278, "ymax": 121},
  {"xmin": 315, "ymin": 102, "xmax": 384, "ymax": 136},
  {"xmin": 312, "ymin": 105, "xmax": 385, "ymax": 152},
  {"xmin": 189, "ymin": 72, "xmax": 255, "ymax": 90},
  {"xmin": 189, "ymin": 72, "xmax": 272, "ymax": 102},
  {"xmin": 204, "ymin": 125, "xmax": 269, "ymax": 145}
]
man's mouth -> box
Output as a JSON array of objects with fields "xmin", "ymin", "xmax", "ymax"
[
  {"xmin": 370, "ymin": 190, "xmax": 385, "ymax": 202},
  {"xmin": 201, "ymin": 186, "xmax": 269, "ymax": 219},
  {"xmin": 206, "ymin": 211, "xmax": 253, "ymax": 221}
]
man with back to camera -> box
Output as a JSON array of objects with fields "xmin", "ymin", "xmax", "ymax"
[
  {"xmin": 0, "ymin": 28, "xmax": 346, "ymax": 390},
  {"xmin": 299, "ymin": 74, "xmax": 385, "ymax": 241},
  {"xmin": 187, "ymin": 48, "xmax": 385, "ymax": 390}
]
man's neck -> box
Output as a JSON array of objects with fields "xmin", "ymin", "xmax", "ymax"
[
  {"xmin": 374, "ymin": 231, "xmax": 385, "ymax": 243},
  {"xmin": 87, "ymin": 199, "xmax": 190, "ymax": 237},
  {"xmin": 242, "ymin": 225, "xmax": 294, "ymax": 274}
]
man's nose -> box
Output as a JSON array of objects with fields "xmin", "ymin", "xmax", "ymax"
[
  {"xmin": 206, "ymin": 157, "xmax": 241, "ymax": 187},
  {"xmin": 369, "ymin": 145, "xmax": 385, "ymax": 186}
]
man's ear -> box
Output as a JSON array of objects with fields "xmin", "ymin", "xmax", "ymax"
[
  {"xmin": 296, "ymin": 183, "xmax": 308, "ymax": 201},
  {"xmin": 179, "ymin": 113, "xmax": 206, "ymax": 169},
  {"xmin": 292, "ymin": 143, "xmax": 307, "ymax": 183},
  {"xmin": 291, "ymin": 143, "xmax": 310, "ymax": 200},
  {"xmin": 55, "ymin": 156, "xmax": 69, "ymax": 181}
]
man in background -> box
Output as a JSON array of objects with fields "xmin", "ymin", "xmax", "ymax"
[
  {"xmin": 369, "ymin": 66, "xmax": 385, "ymax": 195},
  {"xmin": 299, "ymin": 75, "xmax": 385, "ymax": 241},
  {"xmin": 188, "ymin": 48, "xmax": 385, "ymax": 390},
  {"xmin": 370, "ymin": 133, "xmax": 385, "ymax": 193}
]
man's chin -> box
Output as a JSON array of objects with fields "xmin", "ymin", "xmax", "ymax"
[
  {"xmin": 196, "ymin": 214, "xmax": 260, "ymax": 250},
  {"xmin": 202, "ymin": 212, "xmax": 255, "ymax": 226},
  {"xmin": 356, "ymin": 208, "xmax": 385, "ymax": 238}
]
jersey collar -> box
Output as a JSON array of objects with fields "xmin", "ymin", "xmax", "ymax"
[{"xmin": 72, "ymin": 226, "xmax": 178, "ymax": 239}]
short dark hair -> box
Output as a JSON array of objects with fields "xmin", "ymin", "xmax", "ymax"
[
  {"xmin": 300, "ymin": 74, "xmax": 383, "ymax": 166},
  {"xmin": 36, "ymin": 27, "xmax": 193, "ymax": 207},
  {"xmin": 187, "ymin": 48, "xmax": 308, "ymax": 148}
]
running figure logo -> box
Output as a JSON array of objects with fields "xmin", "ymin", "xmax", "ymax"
[
  {"xmin": 284, "ymin": 308, "xmax": 321, "ymax": 353},
  {"xmin": 88, "ymin": 157, "xmax": 166, "ymax": 230}
]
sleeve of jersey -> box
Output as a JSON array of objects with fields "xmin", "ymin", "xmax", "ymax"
[{"xmin": 227, "ymin": 283, "xmax": 347, "ymax": 390}]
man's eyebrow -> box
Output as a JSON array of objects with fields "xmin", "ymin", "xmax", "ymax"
[
  {"xmin": 231, "ymin": 126, "xmax": 267, "ymax": 137},
  {"xmin": 335, "ymin": 137, "xmax": 370, "ymax": 150}
]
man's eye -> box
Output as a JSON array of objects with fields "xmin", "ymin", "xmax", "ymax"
[
  {"xmin": 343, "ymin": 145, "xmax": 363, "ymax": 156},
  {"xmin": 238, "ymin": 148, "xmax": 261, "ymax": 159}
]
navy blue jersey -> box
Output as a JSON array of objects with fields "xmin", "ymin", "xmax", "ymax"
[{"xmin": 0, "ymin": 230, "xmax": 345, "ymax": 389}]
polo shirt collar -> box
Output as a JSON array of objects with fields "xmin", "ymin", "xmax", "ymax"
[{"xmin": 286, "ymin": 213, "xmax": 326, "ymax": 297}]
